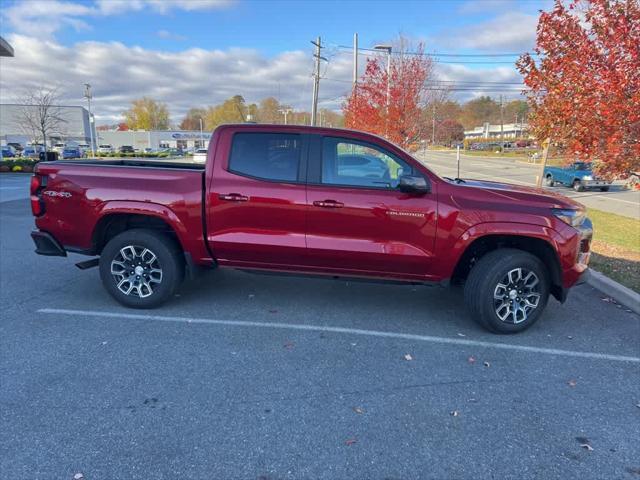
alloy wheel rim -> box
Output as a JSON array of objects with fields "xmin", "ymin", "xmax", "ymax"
[
  {"xmin": 110, "ymin": 245, "xmax": 163, "ymax": 298},
  {"xmin": 493, "ymin": 268, "xmax": 541, "ymax": 324}
]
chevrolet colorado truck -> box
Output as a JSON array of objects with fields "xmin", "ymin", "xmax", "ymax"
[
  {"xmin": 543, "ymin": 161, "xmax": 611, "ymax": 192},
  {"xmin": 30, "ymin": 124, "xmax": 592, "ymax": 333}
]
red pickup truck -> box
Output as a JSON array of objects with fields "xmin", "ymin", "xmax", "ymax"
[{"xmin": 30, "ymin": 124, "xmax": 592, "ymax": 333}]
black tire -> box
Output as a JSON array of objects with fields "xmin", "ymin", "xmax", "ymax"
[
  {"xmin": 463, "ymin": 249, "xmax": 550, "ymax": 333},
  {"xmin": 573, "ymin": 179, "xmax": 585, "ymax": 192},
  {"xmin": 600, "ymin": 186, "xmax": 610, "ymax": 192},
  {"xmin": 544, "ymin": 174, "xmax": 554, "ymax": 187},
  {"xmin": 99, "ymin": 229, "xmax": 184, "ymax": 308}
]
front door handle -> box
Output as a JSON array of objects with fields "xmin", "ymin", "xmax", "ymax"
[
  {"xmin": 219, "ymin": 193, "xmax": 249, "ymax": 202},
  {"xmin": 313, "ymin": 199, "xmax": 344, "ymax": 208}
]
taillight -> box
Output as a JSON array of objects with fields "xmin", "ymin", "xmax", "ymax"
[
  {"xmin": 30, "ymin": 174, "xmax": 41, "ymax": 195},
  {"xmin": 30, "ymin": 174, "xmax": 46, "ymax": 217}
]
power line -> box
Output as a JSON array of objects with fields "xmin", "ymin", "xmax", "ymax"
[{"xmin": 334, "ymin": 44, "xmax": 538, "ymax": 58}]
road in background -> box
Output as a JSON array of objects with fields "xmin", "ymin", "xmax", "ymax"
[
  {"xmin": 1, "ymin": 196, "xmax": 639, "ymax": 479},
  {"xmin": 417, "ymin": 150, "xmax": 640, "ymax": 220}
]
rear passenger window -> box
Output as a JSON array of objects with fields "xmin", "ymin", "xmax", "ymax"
[{"xmin": 229, "ymin": 133, "xmax": 301, "ymax": 182}]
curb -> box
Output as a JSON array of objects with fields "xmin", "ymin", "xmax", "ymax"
[{"xmin": 587, "ymin": 269, "xmax": 640, "ymax": 314}]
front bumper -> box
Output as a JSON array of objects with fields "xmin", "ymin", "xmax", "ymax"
[
  {"xmin": 582, "ymin": 179, "xmax": 610, "ymax": 188},
  {"xmin": 31, "ymin": 230, "xmax": 67, "ymax": 256}
]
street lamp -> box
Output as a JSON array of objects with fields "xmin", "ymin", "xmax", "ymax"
[
  {"xmin": 199, "ymin": 117, "xmax": 204, "ymax": 148},
  {"xmin": 278, "ymin": 108, "xmax": 292, "ymax": 125},
  {"xmin": 373, "ymin": 44, "xmax": 392, "ymax": 135},
  {"xmin": 83, "ymin": 83, "xmax": 95, "ymax": 156}
]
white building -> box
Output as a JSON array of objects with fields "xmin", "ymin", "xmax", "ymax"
[
  {"xmin": 96, "ymin": 130, "xmax": 211, "ymax": 151},
  {"xmin": 0, "ymin": 104, "xmax": 96, "ymax": 148},
  {"xmin": 464, "ymin": 122, "xmax": 529, "ymax": 140}
]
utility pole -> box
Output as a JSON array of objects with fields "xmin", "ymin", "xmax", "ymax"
[
  {"xmin": 199, "ymin": 117, "xmax": 204, "ymax": 148},
  {"xmin": 374, "ymin": 44, "xmax": 392, "ymax": 136},
  {"xmin": 499, "ymin": 94, "xmax": 504, "ymax": 145},
  {"xmin": 537, "ymin": 137, "xmax": 552, "ymax": 187},
  {"xmin": 352, "ymin": 33, "xmax": 358, "ymax": 91},
  {"xmin": 310, "ymin": 37, "xmax": 326, "ymax": 127},
  {"xmin": 83, "ymin": 83, "xmax": 95, "ymax": 156},
  {"xmin": 432, "ymin": 103, "xmax": 436, "ymax": 145}
]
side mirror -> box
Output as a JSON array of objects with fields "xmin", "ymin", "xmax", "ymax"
[{"xmin": 398, "ymin": 175, "xmax": 430, "ymax": 194}]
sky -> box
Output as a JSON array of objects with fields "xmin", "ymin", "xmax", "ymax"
[{"xmin": 0, "ymin": 0, "xmax": 552, "ymax": 125}]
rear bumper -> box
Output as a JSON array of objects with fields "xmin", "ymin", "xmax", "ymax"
[{"xmin": 31, "ymin": 230, "xmax": 67, "ymax": 257}]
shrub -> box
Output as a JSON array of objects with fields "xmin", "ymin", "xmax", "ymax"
[
  {"xmin": 12, "ymin": 165, "xmax": 23, "ymax": 172},
  {"xmin": 0, "ymin": 165, "xmax": 10, "ymax": 172}
]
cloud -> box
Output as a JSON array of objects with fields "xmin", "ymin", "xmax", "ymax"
[
  {"xmin": 456, "ymin": 0, "xmax": 515, "ymax": 15},
  {"xmin": 2, "ymin": 0, "xmax": 234, "ymax": 38},
  {"xmin": 156, "ymin": 30, "xmax": 187, "ymax": 41},
  {"xmin": 434, "ymin": 63, "xmax": 526, "ymax": 101},
  {"xmin": 0, "ymin": 34, "xmax": 351, "ymax": 123},
  {"xmin": 453, "ymin": 12, "xmax": 539, "ymax": 51}
]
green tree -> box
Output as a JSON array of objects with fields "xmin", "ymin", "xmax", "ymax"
[
  {"xmin": 179, "ymin": 108, "xmax": 206, "ymax": 130},
  {"xmin": 204, "ymin": 95, "xmax": 247, "ymax": 129},
  {"xmin": 257, "ymin": 97, "xmax": 283, "ymax": 123},
  {"xmin": 503, "ymin": 100, "xmax": 529, "ymax": 126},
  {"xmin": 458, "ymin": 96, "xmax": 500, "ymax": 129},
  {"xmin": 124, "ymin": 97, "xmax": 170, "ymax": 130}
]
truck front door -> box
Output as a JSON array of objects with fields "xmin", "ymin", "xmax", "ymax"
[{"xmin": 304, "ymin": 135, "xmax": 438, "ymax": 280}]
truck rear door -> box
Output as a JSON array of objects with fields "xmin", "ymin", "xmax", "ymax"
[{"xmin": 206, "ymin": 129, "xmax": 308, "ymax": 268}]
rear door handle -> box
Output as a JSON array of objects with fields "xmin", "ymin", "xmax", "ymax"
[
  {"xmin": 219, "ymin": 193, "xmax": 249, "ymax": 202},
  {"xmin": 313, "ymin": 200, "xmax": 344, "ymax": 208}
]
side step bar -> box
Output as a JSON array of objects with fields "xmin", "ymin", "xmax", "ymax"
[{"xmin": 75, "ymin": 258, "xmax": 100, "ymax": 270}]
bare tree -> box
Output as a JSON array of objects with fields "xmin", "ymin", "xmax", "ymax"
[{"xmin": 18, "ymin": 87, "xmax": 67, "ymax": 150}]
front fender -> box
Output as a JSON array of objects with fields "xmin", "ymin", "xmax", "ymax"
[{"xmin": 438, "ymin": 221, "xmax": 566, "ymax": 279}]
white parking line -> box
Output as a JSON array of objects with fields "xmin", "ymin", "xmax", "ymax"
[{"xmin": 38, "ymin": 308, "xmax": 640, "ymax": 363}]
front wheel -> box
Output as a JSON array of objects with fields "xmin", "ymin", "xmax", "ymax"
[
  {"xmin": 464, "ymin": 249, "xmax": 550, "ymax": 333},
  {"xmin": 573, "ymin": 180, "xmax": 585, "ymax": 192},
  {"xmin": 544, "ymin": 174, "xmax": 554, "ymax": 187},
  {"xmin": 99, "ymin": 229, "xmax": 184, "ymax": 308}
]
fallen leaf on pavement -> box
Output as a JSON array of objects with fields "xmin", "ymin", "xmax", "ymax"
[
  {"xmin": 467, "ymin": 356, "xmax": 476, "ymax": 364},
  {"xmin": 404, "ymin": 354, "xmax": 413, "ymax": 361},
  {"xmin": 568, "ymin": 380, "xmax": 577, "ymax": 387},
  {"xmin": 457, "ymin": 333, "xmax": 466, "ymax": 337},
  {"xmin": 283, "ymin": 341, "xmax": 295, "ymax": 350},
  {"xmin": 483, "ymin": 361, "xmax": 491, "ymax": 368},
  {"xmin": 345, "ymin": 438, "xmax": 357, "ymax": 446},
  {"xmin": 601, "ymin": 297, "xmax": 613, "ymax": 303},
  {"xmin": 353, "ymin": 407, "xmax": 365, "ymax": 414},
  {"xmin": 580, "ymin": 444, "xmax": 594, "ymax": 451},
  {"xmin": 73, "ymin": 474, "xmax": 84, "ymax": 480},
  {"xmin": 450, "ymin": 410, "xmax": 459, "ymax": 417}
]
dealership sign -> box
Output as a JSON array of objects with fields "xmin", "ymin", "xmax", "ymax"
[{"xmin": 171, "ymin": 132, "xmax": 207, "ymax": 140}]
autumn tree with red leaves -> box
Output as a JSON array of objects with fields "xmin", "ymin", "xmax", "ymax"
[
  {"xmin": 343, "ymin": 40, "xmax": 436, "ymax": 150},
  {"xmin": 517, "ymin": 0, "xmax": 640, "ymax": 177}
]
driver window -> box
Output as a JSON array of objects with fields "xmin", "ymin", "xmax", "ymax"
[{"xmin": 321, "ymin": 137, "xmax": 412, "ymax": 189}]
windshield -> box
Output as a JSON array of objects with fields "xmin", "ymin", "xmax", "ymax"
[{"xmin": 574, "ymin": 162, "xmax": 590, "ymax": 171}]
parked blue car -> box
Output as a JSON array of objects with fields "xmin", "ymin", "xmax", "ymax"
[
  {"xmin": 61, "ymin": 147, "xmax": 82, "ymax": 159},
  {"xmin": 22, "ymin": 146, "xmax": 45, "ymax": 158},
  {"xmin": 1, "ymin": 146, "xmax": 16, "ymax": 158},
  {"xmin": 543, "ymin": 161, "xmax": 611, "ymax": 192}
]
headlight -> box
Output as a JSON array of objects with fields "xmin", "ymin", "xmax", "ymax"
[
  {"xmin": 552, "ymin": 208, "xmax": 586, "ymax": 227},
  {"xmin": 582, "ymin": 175, "xmax": 593, "ymax": 181}
]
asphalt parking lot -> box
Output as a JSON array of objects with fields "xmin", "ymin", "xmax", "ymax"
[{"xmin": 1, "ymin": 174, "xmax": 639, "ymax": 479}]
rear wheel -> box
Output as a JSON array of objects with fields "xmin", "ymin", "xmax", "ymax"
[
  {"xmin": 464, "ymin": 249, "xmax": 550, "ymax": 333},
  {"xmin": 600, "ymin": 186, "xmax": 610, "ymax": 192},
  {"xmin": 99, "ymin": 229, "xmax": 184, "ymax": 308},
  {"xmin": 544, "ymin": 174, "xmax": 554, "ymax": 187},
  {"xmin": 573, "ymin": 179, "xmax": 585, "ymax": 192}
]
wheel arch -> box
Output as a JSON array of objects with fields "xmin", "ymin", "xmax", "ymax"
[
  {"xmin": 92, "ymin": 202, "xmax": 188, "ymax": 255},
  {"xmin": 451, "ymin": 230, "xmax": 563, "ymax": 301}
]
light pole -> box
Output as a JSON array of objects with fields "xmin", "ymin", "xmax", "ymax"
[
  {"xmin": 374, "ymin": 44, "xmax": 392, "ymax": 135},
  {"xmin": 199, "ymin": 117, "xmax": 204, "ymax": 148},
  {"xmin": 83, "ymin": 83, "xmax": 95, "ymax": 156},
  {"xmin": 279, "ymin": 108, "xmax": 292, "ymax": 125}
]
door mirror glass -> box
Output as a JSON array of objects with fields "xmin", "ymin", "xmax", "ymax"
[{"xmin": 398, "ymin": 175, "xmax": 430, "ymax": 194}]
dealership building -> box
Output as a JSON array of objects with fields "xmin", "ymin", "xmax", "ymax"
[
  {"xmin": 0, "ymin": 104, "xmax": 96, "ymax": 148},
  {"xmin": 464, "ymin": 122, "xmax": 530, "ymax": 140},
  {"xmin": 96, "ymin": 130, "xmax": 211, "ymax": 151}
]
